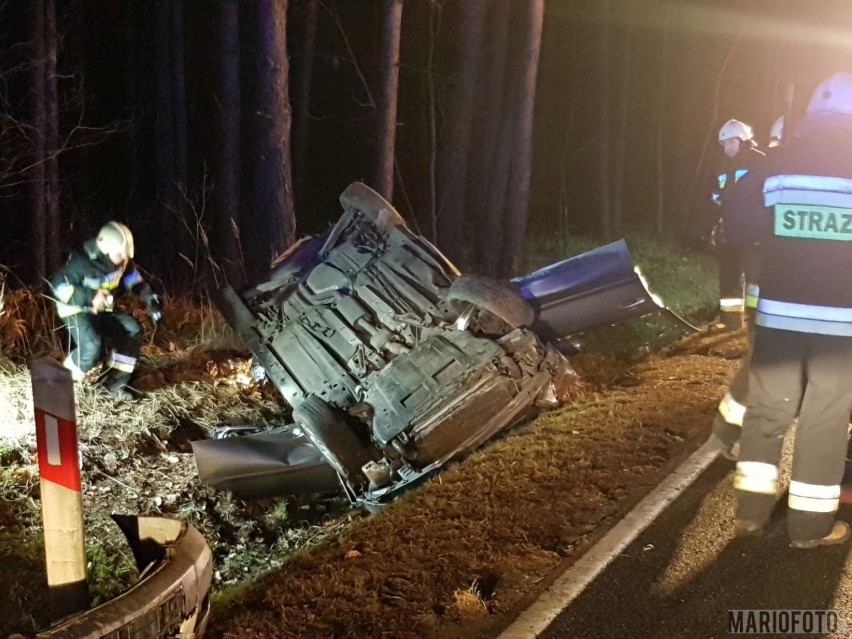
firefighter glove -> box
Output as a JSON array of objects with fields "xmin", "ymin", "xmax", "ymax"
[{"xmin": 146, "ymin": 294, "xmax": 164, "ymax": 326}]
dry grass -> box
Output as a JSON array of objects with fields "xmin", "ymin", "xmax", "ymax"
[
  {"xmin": 0, "ymin": 287, "xmax": 328, "ymax": 637},
  {"xmin": 0, "ymin": 280, "xmax": 62, "ymax": 361},
  {"xmin": 452, "ymin": 581, "xmax": 490, "ymax": 616}
]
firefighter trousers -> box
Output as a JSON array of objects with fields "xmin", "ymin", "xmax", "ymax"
[
  {"xmin": 710, "ymin": 310, "xmax": 756, "ymax": 452},
  {"xmin": 735, "ymin": 328, "xmax": 852, "ymax": 542},
  {"xmin": 717, "ymin": 245, "xmax": 744, "ymax": 314},
  {"xmin": 63, "ymin": 311, "xmax": 142, "ymax": 391}
]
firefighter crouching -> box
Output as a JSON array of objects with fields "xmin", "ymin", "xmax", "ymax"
[
  {"xmin": 729, "ymin": 72, "xmax": 852, "ymax": 548},
  {"xmin": 49, "ymin": 221, "xmax": 163, "ymax": 400}
]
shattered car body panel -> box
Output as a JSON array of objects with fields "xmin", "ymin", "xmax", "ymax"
[
  {"xmin": 194, "ymin": 182, "xmax": 661, "ymax": 507},
  {"xmin": 513, "ymin": 239, "xmax": 662, "ymax": 342},
  {"xmin": 192, "ymin": 427, "xmax": 341, "ymax": 499}
]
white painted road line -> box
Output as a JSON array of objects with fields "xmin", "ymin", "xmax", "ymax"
[{"xmin": 498, "ymin": 441, "xmax": 722, "ymax": 639}]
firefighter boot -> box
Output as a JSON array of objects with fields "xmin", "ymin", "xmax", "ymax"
[
  {"xmin": 97, "ymin": 367, "xmax": 137, "ymax": 401},
  {"xmin": 790, "ymin": 521, "xmax": 850, "ymax": 549},
  {"xmin": 720, "ymin": 311, "xmax": 743, "ymax": 332},
  {"xmin": 707, "ymin": 433, "xmax": 740, "ymax": 461},
  {"xmin": 734, "ymin": 520, "xmax": 764, "ymax": 538}
]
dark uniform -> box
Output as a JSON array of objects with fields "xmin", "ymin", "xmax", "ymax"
[
  {"xmin": 708, "ymin": 144, "xmax": 765, "ymax": 327},
  {"xmin": 706, "ymin": 163, "xmax": 768, "ymax": 459},
  {"xmin": 50, "ymin": 238, "xmax": 159, "ymax": 395},
  {"xmin": 727, "ymin": 86, "xmax": 852, "ymax": 546}
]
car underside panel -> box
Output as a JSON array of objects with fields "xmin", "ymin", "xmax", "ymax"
[
  {"xmin": 268, "ymin": 321, "xmax": 361, "ymax": 408},
  {"xmin": 372, "ymin": 241, "xmax": 455, "ymax": 305},
  {"xmin": 411, "ymin": 367, "xmax": 552, "ymax": 469},
  {"xmin": 364, "ymin": 330, "xmax": 504, "ymax": 446}
]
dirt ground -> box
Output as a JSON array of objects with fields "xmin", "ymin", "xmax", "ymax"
[{"xmin": 0, "ymin": 304, "xmax": 747, "ymax": 638}]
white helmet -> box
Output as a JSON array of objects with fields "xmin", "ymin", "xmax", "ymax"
[
  {"xmin": 718, "ymin": 119, "xmax": 754, "ymax": 143},
  {"xmin": 96, "ymin": 221, "xmax": 134, "ymax": 260},
  {"xmin": 807, "ymin": 71, "xmax": 852, "ymax": 115},
  {"xmin": 768, "ymin": 116, "xmax": 785, "ymax": 147}
]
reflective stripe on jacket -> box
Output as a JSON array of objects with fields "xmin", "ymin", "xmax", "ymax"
[{"xmin": 756, "ymin": 171, "xmax": 852, "ymax": 335}]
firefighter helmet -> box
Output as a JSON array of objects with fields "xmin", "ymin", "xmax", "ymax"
[
  {"xmin": 96, "ymin": 221, "xmax": 134, "ymax": 260},
  {"xmin": 807, "ymin": 71, "xmax": 852, "ymax": 115},
  {"xmin": 768, "ymin": 116, "xmax": 785, "ymax": 147},
  {"xmin": 718, "ymin": 119, "xmax": 754, "ymax": 143}
]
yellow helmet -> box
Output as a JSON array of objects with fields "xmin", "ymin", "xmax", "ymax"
[{"xmin": 96, "ymin": 221, "xmax": 134, "ymax": 260}]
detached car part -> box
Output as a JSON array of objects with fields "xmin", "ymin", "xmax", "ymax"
[
  {"xmin": 32, "ymin": 516, "xmax": 212, "ymax": 639},
  {"xmin": 194, "ymin": 182, "xmax": 664, "ymax": 508}
]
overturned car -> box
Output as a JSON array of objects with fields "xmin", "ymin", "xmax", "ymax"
[{"xmin": 193, "ymin": 183, "xmax": 663, "ymax": 509}]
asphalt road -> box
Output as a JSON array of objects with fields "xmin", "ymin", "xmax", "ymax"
[{"xmin": 534, "ymin": 454, "xmax": 852, "ymax": 639}]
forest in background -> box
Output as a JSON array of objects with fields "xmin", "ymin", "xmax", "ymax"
[{"xmin": 1, "ymin": 0, "xmax": 851, "ymax": 290}]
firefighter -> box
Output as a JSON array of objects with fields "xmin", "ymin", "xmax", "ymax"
[
  {"xmin": 730, "ymin": 72, "xmax": 852, "ymax": 548},
  {"xmin": 706, "ymin": 119, "xmax": 766, "ymax": 331},
  {"xmin": 705, "ymin": 189, "xmax": 762, "ymax": 460},
  {"xmin": 706, "ymin": 120, "xmax": 789, "ymax": 460},
  {"xmin": 50, "ymin": 221, "xmax": 163, "ymax": 400}
]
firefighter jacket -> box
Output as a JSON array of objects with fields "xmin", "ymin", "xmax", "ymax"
[
  {"xmin": 697, "ymin": 145, "xmax": 765, "ymax": 246},
  {"xmin": 50, "ymin": 239, "xmax": 154, "ymax": 318},
  {"xmin": 724, "ymin": 117, "xmax": 852, "ymax": 336},
  {"xmin": 710, "ymin": 145, "xmax": 766, "ymax": 208}
]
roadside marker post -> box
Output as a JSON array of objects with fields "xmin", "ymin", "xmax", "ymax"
[{"xmin": 29, "ymin": 358, "xmax": 89, "ymax": 620}]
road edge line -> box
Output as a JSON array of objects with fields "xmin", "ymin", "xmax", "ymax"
[{"xmin": 498, "ymin": 441, "xmax": 721, "ymax": 639}]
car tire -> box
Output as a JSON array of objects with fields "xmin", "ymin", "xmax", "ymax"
[
  {"xmin": 447, "ymin": 274, "xmax": 534, "ymax": 329},
  {"xmin": 339, "ymin": 181, "xmax": 406, "ymax": 231},
  {"xmin": 293, "ymin": 395, "xmax": 373, "ymax": 488}
]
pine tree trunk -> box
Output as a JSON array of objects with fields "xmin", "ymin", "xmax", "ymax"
[
  {"xmin": 44, "ymin": 0, "xmax": 60, "ymax": 272},
  {"xmin": 503, "ymin": 0, "xmax": 544, "ymax": 278},
  {"xmin": 611, "ymin": 6, "xmax": 634, "ymax": 235},
  {"xmin": 125, "ymin": 3, "xmax": 141, "ymax": 208},
  {"xmin": 30, "ymin": 0, "xmax": 47, "ymax": 284},
  {"xmin": 155, "ymin": 0, "xmax": 189, "ymax": 277},
  {"xmin": 481, "ymin": 80, "xmax": 516, "ymax": 277},
  {"xmin": 155, "ymin": 0, "xmax": 177, "ymax": 262},
  {"xmin": 215, "ymin": 0, "xmax": 243, "ymax": 285},
  {"xmin": 426, "ymin": 2, "xmax": 437, "ymax": 241},
  {"xmin": 374, "ymin": 0, "xmax": 403, "ymax": 201},
  {"xmin": 293, "ymin": 0, "xmax": 318, "ymax": 210},
  {"xmin": 470, "ymin": 0, "xmax": 510, "ymax": 273},
  {"xmin": 171, "ymin": 0, "xmax": 188, "ymax": 210},
  {"xmin": 655, "ymin": 2, "xmax": 671, "ymax": 234},
  {"xmin": 252, "ymin": 0, "xmax": 295, "ymax": 272},
  {"xmin": 435, "ymin": 0, "xmax": 485, "ymax": 265},
  {"xmin": 598, "ymin": 0, "xmax": 612, "ymax": 238}
]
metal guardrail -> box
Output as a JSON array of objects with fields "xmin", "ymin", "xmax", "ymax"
[{"xmin": 14, "ymin": 516, "xmax": 212, "ymax": 639}]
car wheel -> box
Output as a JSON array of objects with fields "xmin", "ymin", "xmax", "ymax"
[
  {"xmin": 339, "ymin": 181, "xmax": 406, "ymax": 231},
  {"xmin": 447, "ymin": 274, "xmax": 534, "ymax": 329},
  {"xmin": 293, "ymin": 395, "xmax": 373, "ymax": 488}
]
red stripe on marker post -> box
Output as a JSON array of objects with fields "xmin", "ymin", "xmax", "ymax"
[
  {"xmin": 34, "ymin": 409, "xmax": 81, "ymax": 492},
  {"xmin": 29, "ymin": 358, "xmax": 89, "ymax": 620}
]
